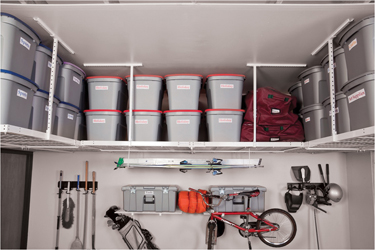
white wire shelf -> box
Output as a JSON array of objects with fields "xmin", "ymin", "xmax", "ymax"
[{"xmin": 1, "ymin": 124, "xmax": 374, "ymax": 153}]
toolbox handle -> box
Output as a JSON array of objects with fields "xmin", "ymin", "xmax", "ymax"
[{"xmin": 143, "ymin": 195, "xmax": 155, "ymax": 204}]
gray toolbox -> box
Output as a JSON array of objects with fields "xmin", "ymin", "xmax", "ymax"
[
  {"xmin": 210, "ymin": 186, "xmax": 267, "ymax": 212},
  {"xmin": 122, "ymin": 186, "xmax": 178, "ymax": 212}
]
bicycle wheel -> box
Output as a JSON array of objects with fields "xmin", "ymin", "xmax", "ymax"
[
  {"xmin": 256, "ymin": 208, "xmax": 297, "ymax": 248},
  {"xmin": 207, "ymin": 221, "xmax": 216, "ymax": 250}
]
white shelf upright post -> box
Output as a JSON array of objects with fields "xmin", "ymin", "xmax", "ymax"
[{"xmin": 246, "ymin": 63, "xmax": 307, "ymax": 144}]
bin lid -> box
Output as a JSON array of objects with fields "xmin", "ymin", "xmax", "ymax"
[
  {"xmin": 298, "ymin": 66, "xmax": 323, "ymax": 80},
  {"xmin": 59, "ymin": 101, "xmax": 80, "ymax": 113},
  {"xmin": 124, "ymin": 110, "xmax": 163, "ymax": 113},
  {"xmin": 37, "ymin": 44, "xmax": 64, "ymax": 64},
  {"xmin": 320, "ymin": 47, "xmax": 345, "ymax": 67},
  {"xmin": 63, "ymin": 62, "xmax": 86, "ymax": 78},
  {"xmin": 84, "ymin": 109, "xmax": 122, "ymax": 113},
  {"xmin": 206, "ymin": 74, "xmax": 246, "ymax": 81},
  {"xmin": 86, "ymin": 76, "xmax": 125, "ymax": 82},
  {"xmin": 205, "ymin": 109, "xmax": 245, "ymax": 112},
  {"xmin": 339, "ymin": 15, "xmax": 374, "ymax": 46},
  {"xmin": 322, "ymin": 92, "xmax": 347, "ymax": 107},
  {"xmin": 125, "ymin": 75, "xmax": 164, "ymax": 81},
  {"xmin": 1, "ymin": 12, "xmax": 41, "ymax": 42},
  {"xmin": 299, "ymin": 104, "xmax": 324, "ymax": 115},
  {"xmin": 36, "ymin": 89, "xmax": 61, "ymax": 102},
  {"xmin": 288, "ymin": 81, "xmax": 302, "ymax": 93},
  {"xmin": 165, "ymin": 74, "xmax": 203, "ymax": 79},
  {"xmin": 341, "ymin": 71, "xmax": 375, "ymax": 93},
  {"xmin": 164, "ymin": 110, "xmax": 203, "ymax": 113},
  {"xmin": 0, "ymin": 69, "xmax": 39, "ymax": 89}
]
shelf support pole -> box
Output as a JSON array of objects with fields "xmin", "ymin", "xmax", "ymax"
[
  {"xmin": 46, "ymin": 38, "xmax": 59, "ymax": 140},
  {"xmin": 328, "ymin": 38, "xmax": 338, "ymax": 140}
]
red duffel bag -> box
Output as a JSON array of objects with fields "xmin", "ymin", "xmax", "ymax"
[
  {"xmin": 244, "ymin": 88, "xmax": 299, "ymax": 125},
  {"xmin": 240, "ymin": 121, "xmax": 305, "ymax": 142}
]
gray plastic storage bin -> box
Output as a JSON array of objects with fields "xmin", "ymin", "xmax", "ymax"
[
  {"xmin": 165, "ymin": 74, "xmax": 203, "ymax": 110},
  {"xmin": 210, "ymin": 186, "xmax": 267, "ymax": 212},
  {"xmin": 299, "ymin": 66, "xmax": 329, "ymax": 106},
  {"xmin": 85, "ymin": 110, "xmax": 126, "ymax": 141},
  {"xmin": 206, "ymin": 109, "xmax": 244, "ymax": 142},
  {"xmin": 122, "ymin": 186, "xmax": 178, "ymax": 212},
  {"xmin": 322, "ymin": 92, "xmax": 350, "ymax": 136},
  {"xmin": 206, "ymin": 74, "xmax": 245, "ymax": 109},
  {"xmin": 300, "ymin": 104, "xmax": 326, "ymax": 141},
  {"xmin": 33, "ymin": 44, "xmax": 63, "ymax": 92},
  {"xmin": 55, "ymin": 62, "xmax": 86, "ymax": 108},
  {"xmin": 29, "ymin": 89, "xmax": 60, "ymax": 132},
  {"xmin": 1, "ymin": 69, "xmax": 38, "ymax": 128},
  {"xmin": 320, "ymin": 47, "xmax": 348, "ymax": 93},
  {"xmin": 288, "ymin": 81, "xmax": 303, "ymax": 112},
  {"xmin": 53, "ymin": 102, "xmax": 80, "ymax": 139},
  {"xmin": 86, "ymin": 76, "xmax": 128, "ymax": 111},
  {"xmin": 341, "ymin": 72, "xmax": 374, "ymax": 131},
  {"xmin": 74, "ymin": 112, "xmax": 87, "ymax": 140},
  {"xmin": 339, "ymin": 16, "xmax": 374, "ymax": 81},
  {"xmin": 124, "ymin": 110, "xmax": 162, "ymax": 141},
  {"xmin": 1, "ymin": 13, "xmax": 40, "ymax": 79},
  {"xmin": 126, "ymin": 75, "xmax": 164, "ymax": 110},
  {"xmin": 164, "ymin": 110, "xmax": 202, "ymax": 141}
]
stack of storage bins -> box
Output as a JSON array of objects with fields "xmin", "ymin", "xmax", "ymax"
[
  {"xmin": 124, "ymin": 75, "xmax": 163, "ymax": 141},
  {"xmin": 164, "ymin": 74, "xmax": 203, "ymax": 141},
  {"xmin": 1, "ymin": 13, "xmax": 40, "ymax": 128},
  {"xmin": 85, "ymin": 76, "xmax": 128, "ymax": 141},
  {"xmin": 339, "ymin": 16, "xmax": 374, "ymax": 131},
  {"xmin": 205, "ymin": 74, "xmax": 245, "ymax": 142}
]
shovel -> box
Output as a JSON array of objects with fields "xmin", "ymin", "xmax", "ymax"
[{"xmin": 71, "ymin": 175, "xmax": 83, "ymax": 249}]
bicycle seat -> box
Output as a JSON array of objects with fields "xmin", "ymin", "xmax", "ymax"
[{"xmin": 239, "ymin": 190, "xmax": 260, "ymax": 198}]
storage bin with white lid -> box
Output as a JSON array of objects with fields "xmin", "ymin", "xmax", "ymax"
[
  {"xmin": 206, "ymin": 109, "xmax": 245, "ymax": 142},
  {"xmin": 164, "ymin": 110, "xmax": 202, "ymax": 141},
  {"xmin": 84, "ymin": 109, "xmax": 126, "ymax": 141},
  {"xmin": 55, "ymin": 62, "xmax": 86, "ymax": 108},
  {"xmin": 53, "ymin": 102, "xmax": 80, "ymax": 139},
  {"xmin": 125, "ymin": 75, "xmax": 164, "ymax": 110},
  {"xmin": 29, "ymin": 89, "xmax": 60, "ymax": 132},
  {"xmin": 298, "ymin": 66, "xmax": 329, "ymax": 106},
  {"xmin": 124, "ymin": 110, "xmax": 162, "ymax": 141},
  {"xmin": 1, "ymin": 13, "xmax": 41, "ymax": 79},
  {"xmin": 206, "ymin": 74, "xmax": 245, "ymax": 109},
  {"xmin": 165, "ymin": 74, "xmax": 203, "ymax": 110},
  {"xmin": 86, "ymin": 76, "xmax": 128, "ymax": 111},
  {"xmin": 1, "ymin": 69, "xmax": 39, "ymax": 128}
]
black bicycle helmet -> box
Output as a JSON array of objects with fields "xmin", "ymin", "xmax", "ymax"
[{"xmin": 284, "ymin": 191, "xmax": 303, "ymax": 213}]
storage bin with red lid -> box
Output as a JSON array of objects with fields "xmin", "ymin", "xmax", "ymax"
[
  {"xmin": 164, "ymin": 110, "xmax": 202, "ymax": 141},
  {"xmin": 206, "ymin": 109, "xmax": 245, "ymax": 142},
  {"xmin": 124, "ymin": 110, "xmax": 162, "ymax": 141}
]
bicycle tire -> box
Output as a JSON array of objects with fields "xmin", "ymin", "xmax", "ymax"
[
  {"xmin": 207, "ymin": 221, "xmax": 216, "ymax": 250},
  {"xmin": 256, "ymin": 208, "xmax": 297, "ymax": 248}
]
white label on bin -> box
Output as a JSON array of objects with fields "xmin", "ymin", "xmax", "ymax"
[
  {"xmin": 219, "ymin": 118, "xmax": 232, "ymax": 123},
  {"xmin": 67, "ymin": 114, "xmax": 74, "ymax": 120},
  {"xmin": 305, "ymin": 117, "xmax": 310, "ymax": 123},
  {"xmin": 136, "ymin": 85, "xmax": 149, "ymax": 89},
  {"xmin": 348, "ymin": 38, "xmax": 357, "ymax": 51},
  {"xmin": 48, "ymin": 61, "xmax": 52, "ymax": 69},
  {"xmin": 329, "ymin": 107, "xmax": 339, "ymax": 116},
  {"xmin": 93, "ymin": 119, "xmax": 106, "ymax": 123},
  {"xmin": 348, "ymin": 88, "xmax": 366, "ymax": 103},
  {"xmin": 177, "ymin": 85, "xmax": 190, "ymax": 90},
  {"xmin": 220, "ymin": 84, "xmax": 234, "ymax": 89},
  {"xmin": 20, "ymin": 37, "xmax": 30, "ymax": 50},
  {"xmin": 145, "ymin": 191, "xmax": 154, "ymax": 195},
  {"xmin": 135, "ymin": 119, "xmax": 148, "ymax": 124},
  {"xmin": 176, "ymin": 120, "xmax": 190, "ymax": 124},
  {"xmin": 73, "ymin": 76, "xmax": 80, "ymax": 84},
  {"xmin": 304, "ymin": 78, "xmax": 310, "ymax": 84},
  {"xmin": 17, "ymin": 89, "xmax": 27, "ymax": 99},
  {"xmin": 95, "ymin": 86, "xmax": 108, "ymax": 90}
]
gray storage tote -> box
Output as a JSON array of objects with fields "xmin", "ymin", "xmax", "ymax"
[
  {"xmin": 165, "ymin": 74, "xmax": 203, "ymax": 110},
  {"xmin": 85, "ymin": 110, "xmax": 126, "ymax": 141},
  {"xmin": 288, "ymin": 81, "xmax": 303, "ymax": 112},
  {"xmin": 164, "ymin": 110, "xmax": 202, "ymax": 141},
  {"xmin": 210, "ymin": 186, "xmax": 267, "ymax": 212},
  {"xmin": 1, "ymin": 13, "xmax": 40, "ymax": 79},
  {"xmin": 1, "ymin": 69, "xmax": 38, "ymax": 128},
  {"xmin": 122, "ymin": 186, "xmax": 178, "ymax": 212},
  {"xmin": 124, "ymin": 110, "xmax": 162, "ymax": 141},
  {"xmin": 74, "ymin": 112, "xmax": 87, "ymax": 140},
  {"xmin": 322, "ymin": 92, "xmax": 350, "ymax": 136},
  {"xmin": 29, "ymin": 89, "xmax": 60, "ymax": 132},
  {"xmin": 300, "ymin": 104, "xmax": 326, "ymax": 141},
  {"xmin": 298, "ymin": 66, "xmax": 329, "ymax": 106},
  {"xmin": 320, "ymin": 47, "xmax": 348, "ymax": 93},
  {"xmin": 206, "ymin": 109, "xmax": 244, "ymax": 142},
  {"xmin": 52, "ymin": 102, "xmax": 80, "ymax": 139}
]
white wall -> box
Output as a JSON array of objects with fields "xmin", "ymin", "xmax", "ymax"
[
  {"xmin": 28, "ymin": 151, "xmax": 352, "ymax": 249},
  {"xmin": 346, "ymin": 152, "xmax": 374, "ymax": 249}
]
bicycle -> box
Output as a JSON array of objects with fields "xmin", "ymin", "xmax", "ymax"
[{"xmin": 189, "ymin": 188, "xmax": 297, "ymax": 249}]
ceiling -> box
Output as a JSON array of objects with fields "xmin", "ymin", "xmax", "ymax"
[{"xmin": 1, "ymin": 2, "xmax": 374, "ymax": 93}]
